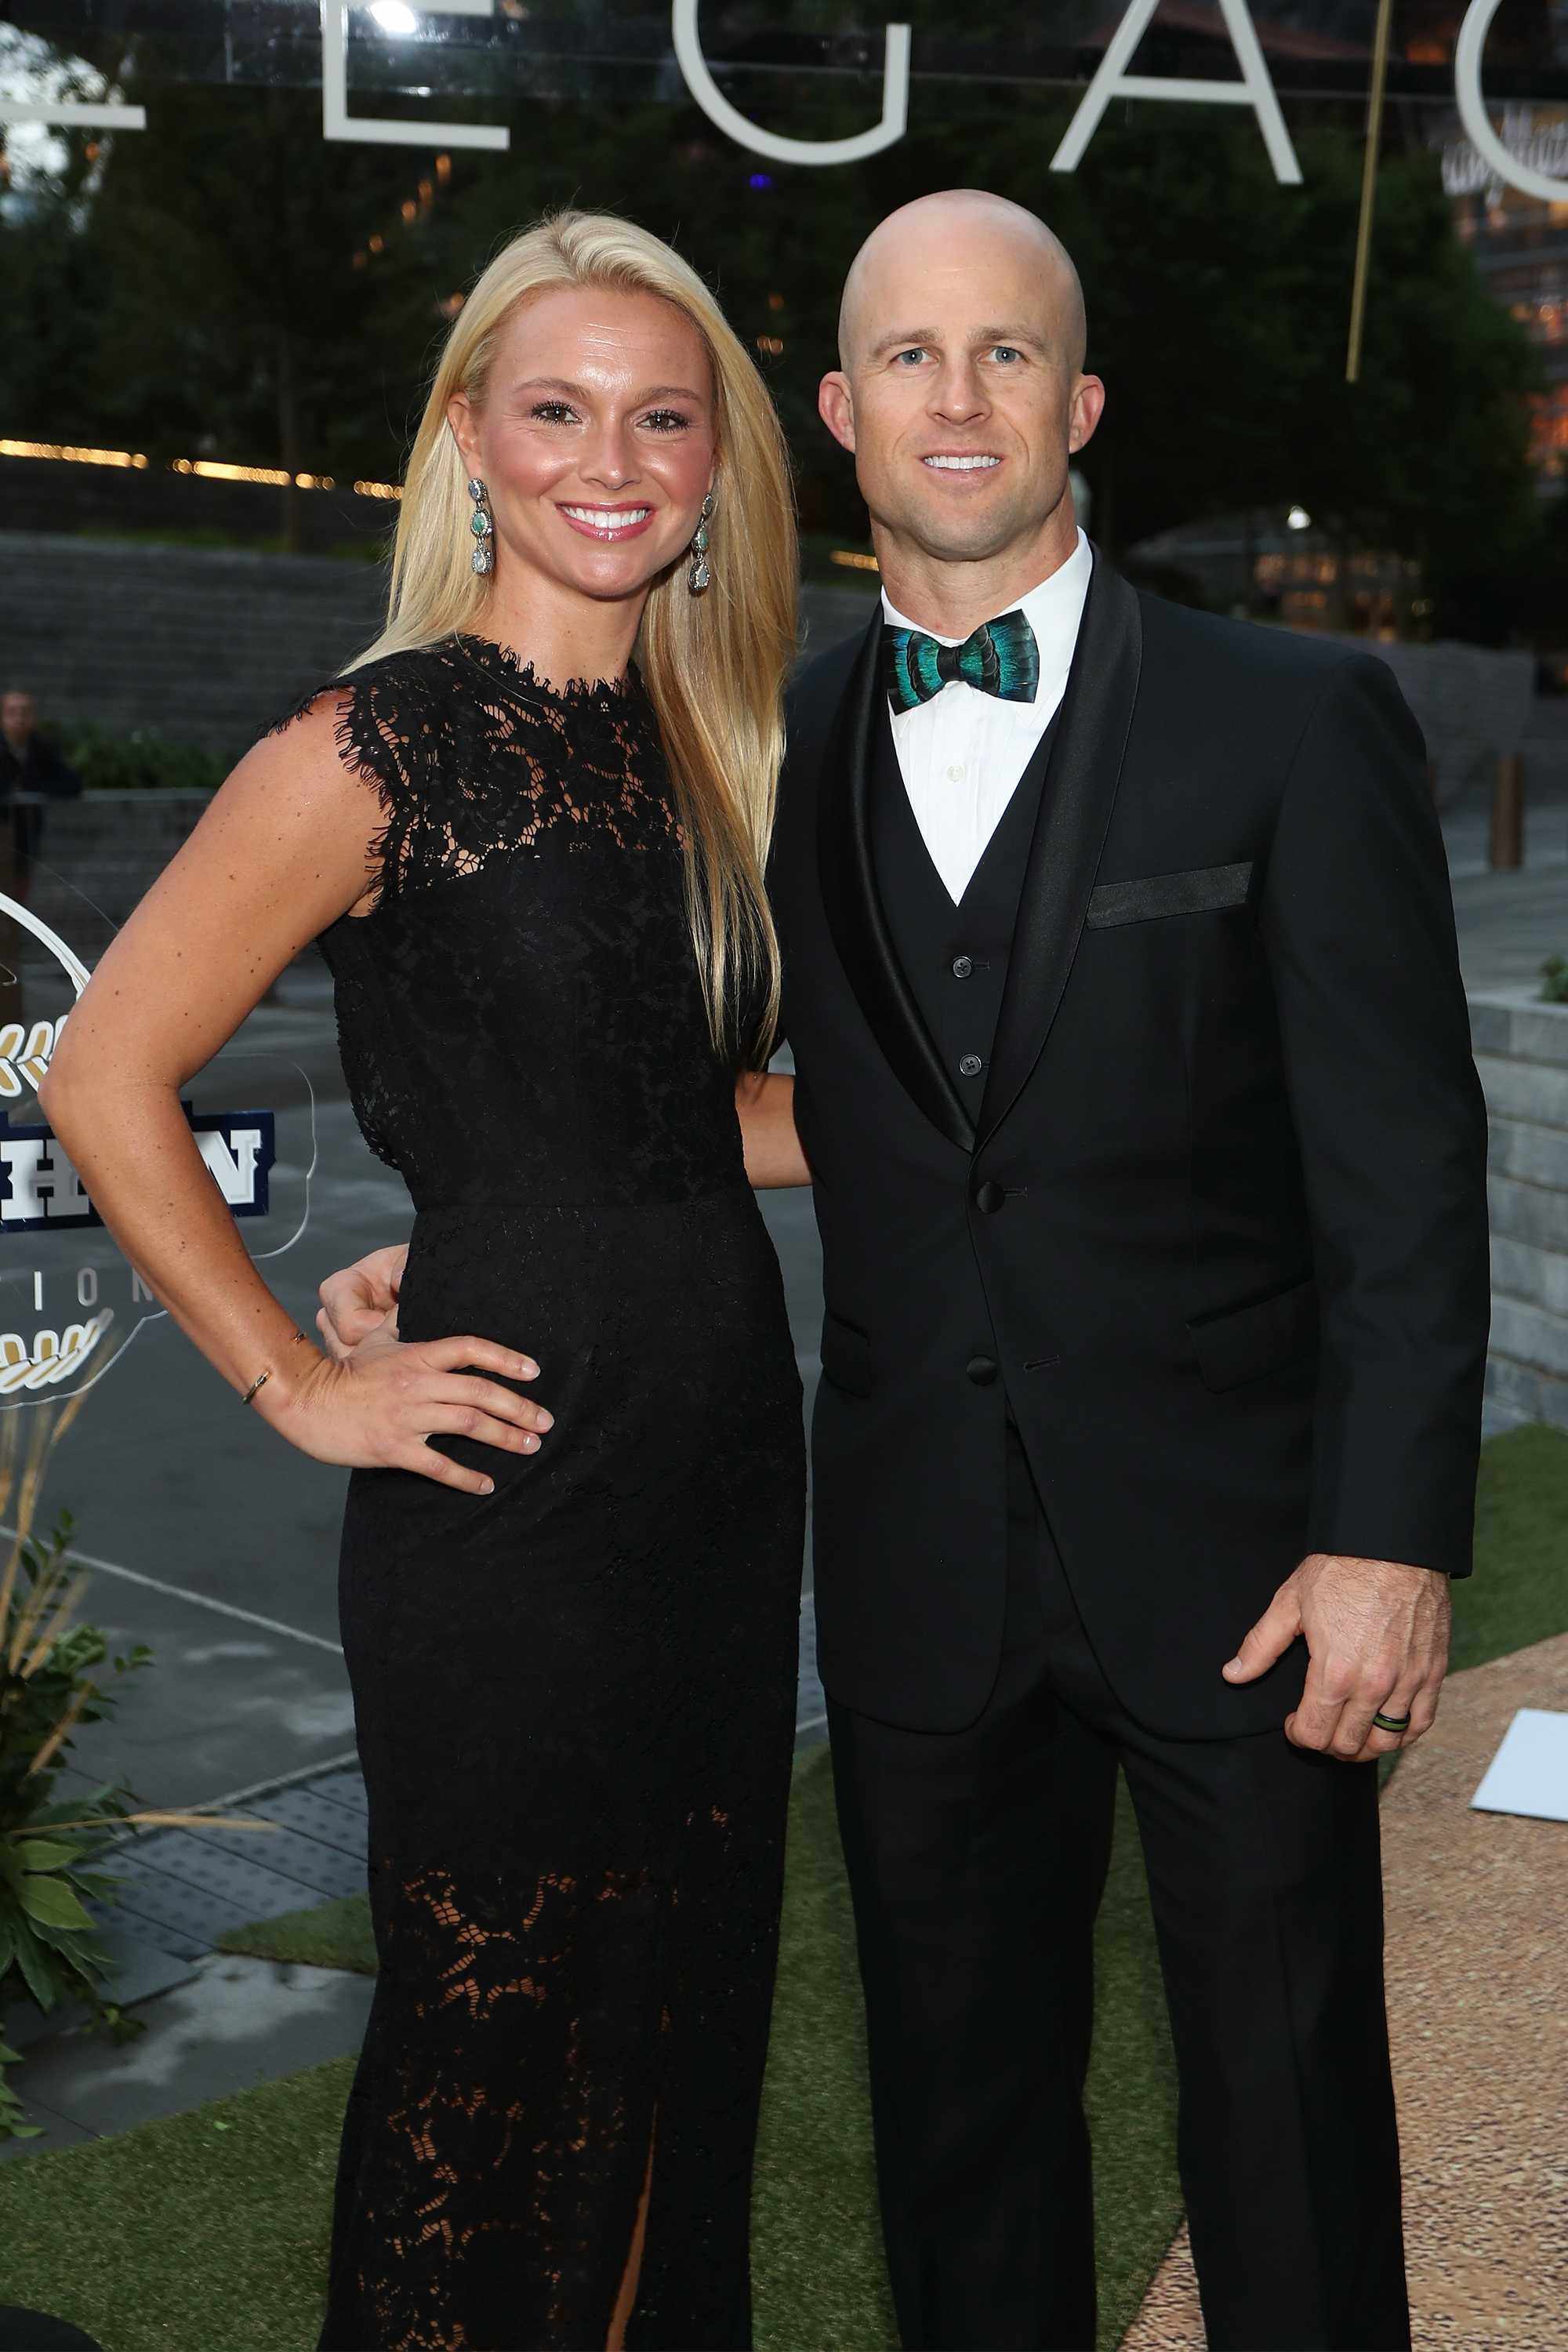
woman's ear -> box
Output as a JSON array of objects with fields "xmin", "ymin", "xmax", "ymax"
[{"xmin": 445, "ymin": 394, "xmax": 479, "ymax": 475}]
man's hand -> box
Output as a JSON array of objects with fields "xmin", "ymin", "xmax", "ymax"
[
  {"xmin": 318, "ymin": 1242, "xmax": 411, "ymax": 1360},
  {"xmin": 1222, "ymin": 1553, "xmax": 1451, "ymax": 1762}
]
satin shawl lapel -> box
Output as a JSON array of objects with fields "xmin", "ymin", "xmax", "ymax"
[
  {"xmin": 816, "ymin": 613, "xmax": 975, "ymax": 1153},
  {"xmin": 977, "ymin": 554, "xmax": 1143, "ymax": 1149}
]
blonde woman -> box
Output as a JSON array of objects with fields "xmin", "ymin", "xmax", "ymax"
[{"xmin": 40, "ymin": 212, "xmax": 810, "ymax": 2349}]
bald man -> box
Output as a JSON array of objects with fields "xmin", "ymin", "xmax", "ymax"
[{"xmin": 766, "ymin": 191, "xmax": 1487, "ymax": 2350}]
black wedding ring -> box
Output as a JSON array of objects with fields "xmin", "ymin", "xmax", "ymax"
[{"xmin": 1372, "ymin": 1710, "xmax": 1412, "ymax": 1734}]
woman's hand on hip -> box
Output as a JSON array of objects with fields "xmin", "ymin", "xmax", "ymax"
[{"xmin": 265, "ymin": 1326, "xmax": 552, "ymax": 1494}]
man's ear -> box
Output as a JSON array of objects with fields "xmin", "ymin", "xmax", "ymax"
[
  {"xmin": 1067, "ymin": 374, "xmax": 1106, "ymax": 459},
  {"xmin": 818, "ymin": 371, "xmax": 856, "ymax": 453}
]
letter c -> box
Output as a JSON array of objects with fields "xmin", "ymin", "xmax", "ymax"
[{"xmin": 1456, "ymin": 0, "xmax": 1568, "ymax": 201}]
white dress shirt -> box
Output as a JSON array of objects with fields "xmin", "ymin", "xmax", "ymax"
[{"xmin": 881, "ymin": 528, "xmax": 1093, "ymax": 904}]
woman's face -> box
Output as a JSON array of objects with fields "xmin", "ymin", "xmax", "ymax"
[{"xmin": 448, "ymin": 285, "xmax": 717, "ymax": 610}]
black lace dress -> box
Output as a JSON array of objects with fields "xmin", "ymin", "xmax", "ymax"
[{"xmin": 268, "ymin": 635, "xmax": 804, "ymax": 2351}]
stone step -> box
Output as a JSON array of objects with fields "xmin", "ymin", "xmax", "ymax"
[
  {"xmin": 1468, "ymin": 991, "xmax": 1568, "ymax": 1069},
  {"xmin": 1475, "ymin": 1050, "xmax": 1568, "ymax": 1130},
  {"xmin": 1486, "ymin": 1116, "xmax": 1568, "ymax": 1189},
  {"xmin": 1488, "ymin": 1171, "xmax": 1568, "ymax": 1253}
]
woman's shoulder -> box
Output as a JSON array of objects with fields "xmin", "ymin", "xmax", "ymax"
[{"xmin": 260, "ymin": 637, "xmax": 463, "ymax": 746}]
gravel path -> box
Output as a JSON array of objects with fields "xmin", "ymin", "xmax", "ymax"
[{"xmin": 1120, "ymin": 1633, "xmax": 1568, "ymax": 2349}]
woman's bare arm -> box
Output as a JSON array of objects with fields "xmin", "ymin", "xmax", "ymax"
[
  {"xmin": 39, "ymin": 698, "xmax": 550, "ymax": 1493},
  {"xmin": 735, "ymin": 1071, "xmax": 811, "ymax": 1188}
]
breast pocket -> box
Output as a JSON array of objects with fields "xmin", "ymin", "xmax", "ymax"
[{"xmin": 1086, "ymin": 862, "xmax": 1254, "ymax": 931}]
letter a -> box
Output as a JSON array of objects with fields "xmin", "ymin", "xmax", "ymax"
[{"xmin": 1052, "ymin": 0, "xmax": 1301, "ymax": 186}]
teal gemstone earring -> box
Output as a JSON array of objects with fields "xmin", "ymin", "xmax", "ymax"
[
  {"xmin": 467, "ymin": 476, "xmax": 494, "ymax": 576},
  {"xmin": 688, "ymin": 489, "xmax": 713, "ymax": 594}
]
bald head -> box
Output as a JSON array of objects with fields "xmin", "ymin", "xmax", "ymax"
[{"xmin": 838, "ymin": 191, "xmax": 1087, "ymax": 377}]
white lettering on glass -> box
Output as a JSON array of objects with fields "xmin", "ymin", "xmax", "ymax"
[
  {"xmin": 671, "ymin": 0, "xmax": 911, "ymax": 166},
  {"xmin": 1454, "ymin": 0, "xmax": 1568, "ymax": 202},
  {"xmin": 1051, "ymin": 0, "xmax": 1301, "ymax": 185},
  {"xmin": 321, "ymin": 0, "xmax": 509, "ymax": 150}
]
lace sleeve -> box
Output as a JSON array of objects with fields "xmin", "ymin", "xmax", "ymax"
[{"xmin": 260, "ymin": 654, "xmax": 434, "ymax": 916}]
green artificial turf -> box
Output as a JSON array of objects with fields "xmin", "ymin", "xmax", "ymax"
[
  {"xmin": 0, "ymin": 2053, "xmax": 350, "ymax": 2350},
  {"xmin": 1454, "ymin": 1422, "xmax": 1568, "ymax": 1671},
  {"xmin": 4, "ymin": 1422, "xmax": 1563, "ymax": 2352}
]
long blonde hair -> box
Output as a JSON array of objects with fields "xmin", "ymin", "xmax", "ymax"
[{"xmin": 353, "ymin": 209, "xmax": 797, "ymax": 1062}]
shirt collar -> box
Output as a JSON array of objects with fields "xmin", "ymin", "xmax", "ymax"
[{"xmin": 880, "ymin": 527, "xmax": 1093, "ymax": 691}]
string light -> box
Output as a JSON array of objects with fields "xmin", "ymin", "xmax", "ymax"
[
  {"xmin": 755, "ymin": 335, "xmax": 784, "ymax": 355},
  {"xmin": 2, "ymin": 439, "xmax": 397, "ymax": 499},
  {"xmin": 830, "ymin": 549, "xmax": 879, "ymax": 572},
  {"xmin": 2, "ymin": 438, "xmax": 148, "ymax": 469}
]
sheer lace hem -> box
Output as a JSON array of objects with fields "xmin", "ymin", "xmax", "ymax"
[{"xmin": 339, "ymin": 1857, "xmax": 661, "ymax": 2351}]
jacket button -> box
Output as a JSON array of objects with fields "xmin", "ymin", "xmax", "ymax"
[
  {"xmin": 958, "ymin": 1053, "xmax": 983, "ymax": 1077},
  {"xmin": 952, "ymin": 954, "xmax": 974, "ymax": 979},
  {"xmin": 973, "ymin": 1179, "xmax": 1005, "ymax": 1214},
  {"xmin": 967, "ymin": 1355, "xmax": 999, "ymax": 1385}
]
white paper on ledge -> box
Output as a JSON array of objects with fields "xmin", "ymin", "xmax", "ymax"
[{"xmin": 1470, "ymin": 1708, "xmax": 1568, "ymax": 1823}]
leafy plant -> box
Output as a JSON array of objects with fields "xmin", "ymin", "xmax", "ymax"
[
  {"xmin": 0, "ymin": 1400, "xmax": 230, "ymax": 2140},
  {"xmin": 63, "ymin": 723, "xmax": 229, "ymax": 796},
  {"xmin": 1541, "ymin": 955, "xmax": 1568, "ymax": 1004}
]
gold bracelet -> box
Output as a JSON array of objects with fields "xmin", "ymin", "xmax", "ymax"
[{"xmin": 241, "ymin": 1330, "xmax": 310, "ymax": 1407}]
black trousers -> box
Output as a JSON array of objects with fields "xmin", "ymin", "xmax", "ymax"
[{"xmin": 826, "ymin": 1429, "xmax": 1409, "ymax": 2352}]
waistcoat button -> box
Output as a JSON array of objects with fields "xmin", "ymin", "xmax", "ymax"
[
  {"xmin": 967, "ymin": 1355, "xmax": 999, "ymax": 1385},
  {"xmin": 952, "ymin": 954, "xmax": 974, "ymax": 979},
  {"xmin": 973, "ymin": 1179, "xmax": 1006, "ymax": 1214}
]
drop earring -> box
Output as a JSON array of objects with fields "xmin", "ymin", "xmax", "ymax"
[
  {"xmin": 688, "ymin": 489, "xmax": 713, "ymax": 594},
  {"xmin": 467, "ymin": 476, "xmax": 494, "ymax": 576}
]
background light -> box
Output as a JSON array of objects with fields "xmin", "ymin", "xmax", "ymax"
[
  {"xmin": 369, "ymin": 2, "xmax": 419, "ymax": 35},
  {"xmin": 1287, "ymin": 505, "xmax": 1312, "ymax": 530}
]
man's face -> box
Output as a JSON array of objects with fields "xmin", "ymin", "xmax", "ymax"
[
  {"xmin": 820, "ymin": 214, "xmax": 1102, "ymax": 571},
  {"xmin": 1, "ymin": 695, "xmax": 35, "ymax": 742}
]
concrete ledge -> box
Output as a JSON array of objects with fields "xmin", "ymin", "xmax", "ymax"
[
  {"xmin": 1487, "ymin": 1172, "xmax": 1568, "ymax": 1253},
  {"xmin": 1492, "ymin": 1232, "xmax": 1568, "ymax": 1317},
  {"xmin": 1486, "ymin": 1116, "xmax": 1568, "ymax": 1190},
  {"xmin": 1486, "ymin": 1352, "xmax": 1568, "ymax": 1431},
  {"xmin": 1468, "ymin": 989, "xmax": 1568, "ymax": 1068},
  {"xmin": 1474, "ymin": 1051, "xmax": 1568, "ymax": 1131},
  {"xmin": 1490, "ymin": 1293, "xmax": 1568, "ymax": 1379}
]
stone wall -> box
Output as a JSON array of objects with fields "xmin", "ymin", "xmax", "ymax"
[
  {"xmin": 1471, "ymin": 990, "xmax": 1568, "ymax": 1430},
  {"xmin": 2, "ymin": 532, "xmax": 388, "ymax": 757},
  {"xmin": 1, "ymin": 530, "xmax": 878, "ymax": 760}
]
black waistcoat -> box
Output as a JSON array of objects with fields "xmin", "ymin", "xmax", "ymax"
[{"xmin": 868, "ymin": 701, "xmax": 1058, "ymax": 1126}]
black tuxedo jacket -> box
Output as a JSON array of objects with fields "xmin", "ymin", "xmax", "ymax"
[{"xmin": 770, "ymin": 547, "xmax": 1491, "ymax": 1740}]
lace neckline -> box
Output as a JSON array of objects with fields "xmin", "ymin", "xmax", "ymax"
[{"xmin": 448, "ymin": 632, "xmax": 644, "ymax": 706}]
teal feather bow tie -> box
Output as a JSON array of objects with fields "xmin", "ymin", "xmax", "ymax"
[{"xmin": 882, "ymin": 608, "xmax": 1040, "ymax": 716}]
